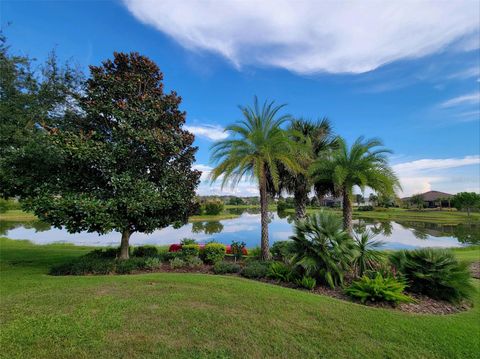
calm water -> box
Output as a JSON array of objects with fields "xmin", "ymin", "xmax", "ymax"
[{"xmin": 1, "ymin": 209, "xmax": 479, "ymax": 249}]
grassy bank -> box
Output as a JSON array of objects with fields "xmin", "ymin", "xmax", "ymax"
[{"xmin": 0, "ymin": 237, "xmax": 479, "ymax": 359}]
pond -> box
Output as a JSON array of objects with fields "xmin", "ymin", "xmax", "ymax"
[{"xmin": 1, "ymin": 208, "xmax": 479, "ymax": 249}]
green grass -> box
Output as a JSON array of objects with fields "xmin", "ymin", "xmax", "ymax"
[
  {"xmin": 0, "ymin": 210, "xmax": 37, "ymax": 222},
  {"xmin": 1, "ymin": 237, "xmax": 479, "ymax": 358}
]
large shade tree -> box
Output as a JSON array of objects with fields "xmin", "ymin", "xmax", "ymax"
[
  {"xmin": 210, "ymin": 97, "xmax": 300, "ymax": 260},
  {"xmin": 4, "ymin": 52, "xmax": 200, "ymax": 258},
  {"xmin": 310, "ymin": 137, "xmax": 400, "ymax": 233},
  {"xmin": 268, "ymin": 118, "xmax": 336, "ymax": 219}
]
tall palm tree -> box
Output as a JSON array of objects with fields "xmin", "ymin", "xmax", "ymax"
[
  {"xmin": 210, "ymin": 97, "xmax": 300, "ymax": 260},
  {"xmin": 268, "ymin": 118, "xmax": 336, "ymax": 219},
  {"xmin": 310, "ymin": 136, "xmax": 400, "ymax": 233}
]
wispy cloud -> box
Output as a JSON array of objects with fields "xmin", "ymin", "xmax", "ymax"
[
  {"xmin": 184, "ymin": 124, "xmax": 228, "ymax": 141},
  {"xmin": 393, "ymin": 155, "xmax": 480, "ymax": 195},
  {"xmin": 123, "ymin": 0, "xmax": 479, "ymax": 74},
  {"xmin": 440, "ymin": 92, "xmax": 480, "ymax": 108},
  {"xmin": 193, "ymin": 164, "xmax": 258, "ymax": 196},
  {"xmin": 447, "ymin": 66, "xmax": 480, "ymax": 80}
]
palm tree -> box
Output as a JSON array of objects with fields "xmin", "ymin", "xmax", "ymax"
[
  {"xmin": 268, "ymin": 118, "xmax": 336, "ymax": 219},
  {"xmin": 210, "ymin": 97, "xmax": 300, "ymax": 260},
  {"xmin": 310, "ymin": 136, "xmax": 400, "ymax": 233},
  {"xmin": 352, "ymin": 230, "xmax": 385, "ymax": 277}
]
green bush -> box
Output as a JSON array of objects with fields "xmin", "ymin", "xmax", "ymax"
[
  {"xmin": 241, "ymin": 261, "xmax": 269, "ymax": 279},
  {"xmin": 144, "ymin": 257, "xmax": 162, "ymax": 269},
  {"xmin": 169, "ymin": 257, "xmax": 185, "ymax": 269},
  {"xmin": 0, "ymin": 198, "xmax": 21, "ymax": 213},
  {"xmin": 345, "ymin": 273, "xmax": 413, "ymax": 304},
  {"xmin": 200, "ymin": 243, "xmax": 226, "ymax": 264},
  {"xmin": 231, "ymin": 241, "xmax": 246, "ymax": 261},
  {"xmin": 50, "ymin": 257, "xmax": 115, "ymax": 275},
  {"xmin": 276, "ymin": 199, "xmax": 288, "ymax": 212},
  {"xmin": 115, "ymin": 258, "xmax": 146, "ymax": 274},
  {"xmin": 270, "ymin": 241, "xmax": 296, "ymax": 261},
  {"xmin": 295, "ymin": 276, "xmax": 316, "ymax": 290},
  {"xmin": 132, "ymin": 245, "xmax": 158, "ymax": 258},
  {"xmin": 185, "ymin": 256, "xmax": 203, "ymax": 268},
  {"xmin": 204, "ymin": 199, "xmax": 224, "ymax": 215},
  {"xmin": 181, "ymin": 238, "xmax": 197, "ymax": 245},
  {"xmin": 248, "ymin": 247, "xmax": 262, "ymax": 259},
  {"xmin": 213, "ymin": 261, "xmax": 241, "ymax": 274},
  {"xmin": 181, "ymin": 244, "xmax": 200, "ymax": 258},
  {"xmin": 290, "ymin": 211, "xmax": 356, "ymax": 288},
  {"xmin": 267, "ymin": 261, "xmax": 292, "ymax": 281},
  {"xmin": 393, "ymin": 248, "xmax": 474, "ymax": 303},
  {"xmin": 357, "ymin": 205, "xmax": 374, "ymax": 211},
  {"xmin": 85, "ymin": 247, "xmax": 120, "ymax": 259}
]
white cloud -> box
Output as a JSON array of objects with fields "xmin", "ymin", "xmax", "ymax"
[
  {"xmin": 184, "ymin": 124, "xmax": 228, "ymax": 141},
  {"xmin": 393, "ymin": 155, "xmax": 480, "ymax": 196},
  {"xmin": 123, "ymin": 0, "xmax": 479, "ymax": 74},
  {"xmin": 193, "ymin": 164, "xmax": 259, "ymax": 196},
  {"xmin": 447, "ymin": 66, "xmax": 480, "ymax": 79},
  {"xmin": 440, "ymin": 92, "xmax": 480, "ymax": 108}
]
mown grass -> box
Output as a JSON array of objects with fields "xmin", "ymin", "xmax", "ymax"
[{"xmin": 0, "ymin": 237, "xmax": 479, "ymax": 359}]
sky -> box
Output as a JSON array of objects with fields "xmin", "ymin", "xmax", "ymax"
[{"xmin": 2, "ymin": 0, "xmax": 479, "ymax": 197}]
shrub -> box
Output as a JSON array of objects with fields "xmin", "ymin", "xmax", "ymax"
[
  {"xmin": 352, "ymin": 230, "xmax": 385, "ymax": 277},
  {"xmin": 213, "ymin": 261, "xmax": 241, "ymax": 274},
  {"xmin": 132, "ymin": 245, "xmax": 158, "ymax": 258},
  {"xmin": 144, "ymin": 257, "xmax": 162, "ymax": 269},
  {"xmin": 248, "ymin": 247, "xmax": 262, "ymax": 259},
  {"xmin": 230, "ymin": 241, "xmax": 246, "ymax": 261},
  {"xmin": 267, "ymin": 261, "xmax": 292, "ymax": 281},
  {"xmin": 270, "ymin": 241, "xmax": 296, "ymax": 261},
  {"xmin": 185, "ymin": 256, "xmax": 203, "ymax": 268},
  {"xmin": 204, "ymin": 199, "xmax": 224, "ymax": 215},
  {"xmin": 115, "ymin": 258, "xmax": 146, "ymax": 274},
  {"xmin": 357, "ymin": 205, "xmax": 374, "ymax": 211},
  {"xmin": 295, "ymin": 276, "xmax": 316, "ymax": 290},
  {"xmin": 276, "ymin": 199, "xmax": 288, "ymax": 212},
  {"xmin": 50, "ymin": 257, "xmax": 115, "ymax": 275},
  {"xmin": 181, "ymin": 238, "xmax": 197, "ymax": 245},
  {"xmin": 161, "ymin": 251, "xmax": 179, "ymax": 262},
  {"xmin": 85, "ymin": 247, "xmax": 120, "ymax": 259},
  {"xmin": 200, "ymin": 243, "xmax": 226, "ymax": 264},
  {"xmin": 345, "ymin": 273, "xmax": 413, "ymax": 304},
  {"xmin": 168, "ymin": 243, "xmax": 182, "ymax": 252},
  {"xmin": 241, "ymin": 261, "xmax": 269, "ymax": 279},
  {"xmin": 394, "ymin": 248, "xmax": 474, "ymax": 303},
  {"xmin": 290, "ymin": 211, "xmax": 356, "ymax": 288},
  {"xmin": 169, "ymin": 257, "xmax": 186, "ymax": 269},
  {"xmin": 181, "ymin": 244, "xmax": 200, "ymax": 258}
]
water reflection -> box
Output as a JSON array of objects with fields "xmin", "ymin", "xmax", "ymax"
[{"xmin": 1, "ymin": 208, "xmax": 478, "ymax": 248}]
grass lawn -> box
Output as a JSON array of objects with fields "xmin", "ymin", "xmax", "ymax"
[{"xmin": 1, "ymin": 237, "xmax": 479, "ymax": 359}]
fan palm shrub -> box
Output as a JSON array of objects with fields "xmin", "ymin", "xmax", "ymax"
[
  {"xmin": 345, "ymin": 273, "xmax": 413, "ymax": 304},
  {"xmin": 210, "ymin": 97, "xmax": 300, "ymax": 259},
  {"xmin": 352, "ymin": 230, "xmax": 385, "ymax": 277},
  {"xmin": 310, "ymin": 136, "xmax": 400, "ymax": 233},
  {"xmin": 290, "ymin": 211, "xmax": 356, "ymax": 288}
]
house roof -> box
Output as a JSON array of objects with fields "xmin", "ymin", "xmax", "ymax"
[{"xmin": 402, "ymin": 190, "xmax": 453, "ymax": 201}]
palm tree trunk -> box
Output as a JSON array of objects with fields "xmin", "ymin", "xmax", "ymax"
[
  {"xmin": 119, "ymin": 229, "xmax": 131, "ymax": 259},
  {"xmin": 342, "ymin": 187, "xmax": 353, "ymax": 234},
  {"xmin": 259, "ymin": 173, "xmax": 270, "ymax": 260},
  {"xmin": 294, "ymin": 187, "xmax": 307, "ymax": 220}
]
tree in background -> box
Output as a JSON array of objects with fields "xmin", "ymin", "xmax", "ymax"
[
  {"xmin": 210, "ymin": 97, "xmax": 300, "ymax": 260},
  {"xmin": 452, "ymin": 192, "xmax": 480, "ymax": 217},
  {"xmin": 368, "ymin": 193, "xmax": 378, "ymax": 207},
  {"xmin": 355, "ymin": 194, "xmax": 364, "ymax": 206},
  {"xmin": 268, "ymin": 118, "xmax": 336, "ymax": 219},
  {"xmin": 310, "ymin": 137, "xmax": 400, "ymax": 233},
  {"xmin": 4, "ymin": 52, "xmax": 200, "ymax": 259},
  {"xmin": 409, "ymin": 194, "xmax": 425, "ymax": 210}
]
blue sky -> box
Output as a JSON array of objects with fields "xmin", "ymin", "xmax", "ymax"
[{"xmin": 2, "ymin": 0, "xmax": 479, "ymax": 196}]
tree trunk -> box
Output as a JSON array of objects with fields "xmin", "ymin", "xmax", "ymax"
[
  {"xmin": 119, "ymin": 229, "xmax": 131, "ymax": 259},
  {"xmin": 259, "ymin": 173, "xmax": 270, "ymax": 260},
  {"xmin": 294, "ymin": 186, "xmax": 307, "ymax": 220},
  {"xmin": 342, "ymin": 187, "xmax": 353, "ymax": 234}
]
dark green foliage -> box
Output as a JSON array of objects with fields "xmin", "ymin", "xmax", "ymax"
[
  {"xmin": 213, "ymin": 261, "xmax": 241, "ymax": 274},
  {"xmin": 270, "ymin": 240, "xmax": 296, "ymax": 261},
  {"xmin": 204, "ymin": 200, "xmax": 224, "ymax": 215},
  {"xmin": 452, "ymin": 192, "xmax": 480, "ymax": 215},
  {"xmin": 231, "ymin": 241, "xmax": 246, "ymax": 261},
  {"xmin": 115, "ymin": 258, "xmax": 146, "ymax": 274},
  {"xmin": 295, "ymin": 276, "xmax": 316, "ymax": 290},
  {"xmin": 352, "ymin": 230, "xmax": 385, "ymax": 277},
  {"xmin": 132, "ymin": 246, "xmax": 158, "ymax": 258},
  {"xmin": 345, "ymin": 273, "xmax": 413, "ymax": 304},
  {"xmin": 0, "ymin": 199, "xmax": 21, "ymax": 213},
  {"xmin": 4, "ymin": 51, "xmax": 201, "ymax": 259},
  {"xmin": 394, "ymin": 248, "xmax": 474, "ymax": 303},
  {"xmin": 241, "ymin": 261, "xmax": 269, "ymax": 279},
  {"xmin": 181, "ymin": 244, "xmax": 200, "ymax": 258},
  {"xmin": 181, "ymin": 238, "xmax": 196, "ymax": 245},
  {"xmin": 357, "ymin": 205, "xmax": 374, "ymax": 211},
  {"xmin": 276, "ymin": 199, "xmax": 289, "ymax": 212},
  {"xmin": 267, "ymin": 261, "xmax": 292, "ymax": 281},
  {"xmin": 84, "ymin": 247, "xmax": 121, "ymax": 259},
  {"xmin": 290, "ymin": 211, "xmax": 356, "ymax": 288},
  {"xmin": 200, "ymin": 243, "xmax": 226, "ymax": 264},
  {"xmin": 50, "ymin": 257, "xmax": 115, "ymax": 275}
]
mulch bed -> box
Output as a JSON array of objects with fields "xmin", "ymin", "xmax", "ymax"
[{"xmin": 470, "ymin": 262, "xmax": 480, "ymax": 279}]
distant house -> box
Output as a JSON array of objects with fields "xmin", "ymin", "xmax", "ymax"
[
  {"xmin": 402, "ymin": 190, "xmax": 453, "ymax": 208},
  {"xmin": 319, "ymin": 196, "xmax": 342, "ymax": 207}
]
